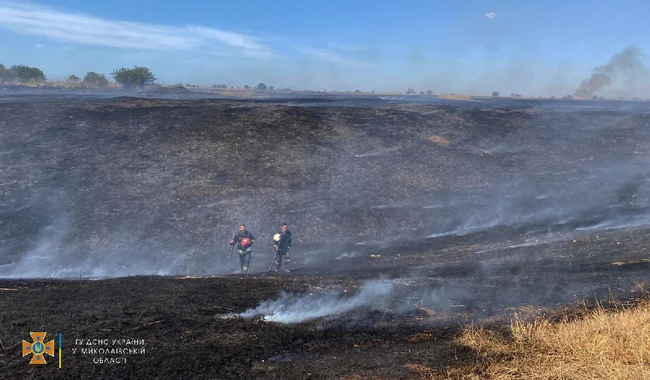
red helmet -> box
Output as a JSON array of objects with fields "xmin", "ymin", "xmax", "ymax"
[{"xmin": 241, "ymin": 238, "xmax": 250, "ymax": 247}]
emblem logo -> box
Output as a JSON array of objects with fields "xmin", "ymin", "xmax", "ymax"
[{"xmin": 22, "ymin": 332, "xmax": 55, "ymax": 365}]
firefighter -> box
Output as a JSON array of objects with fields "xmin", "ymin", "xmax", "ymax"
[
  {"xmin": 229, "ymin": 224, "xmax": 255, "ymax": 274},
  {"xmin": 272, "ymin": 223, "xmax": 292, "ymax": 272}
]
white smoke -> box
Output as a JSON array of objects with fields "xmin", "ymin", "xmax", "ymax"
[
  {"xmin": 239, "ymin": 236, "xmax": 650, "ymax": 326},
  {"xmin": 0, "ymin": 216, "xmax": 201, "ymax": 279},
  {"xmin": 0, "ymin": 242, "xmax": 191, "ymax": 279},
  {"xmin": 239, "ymin": 279, "xmax": 395, "ymax": 323},
  {"xmin": 575, "ymin": 214, "xmax": 650, "ymax": 232}
]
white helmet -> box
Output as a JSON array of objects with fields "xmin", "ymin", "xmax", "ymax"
[{"xmin": 273, "ymin": 233, "xmax": 281, "ymax": 242}]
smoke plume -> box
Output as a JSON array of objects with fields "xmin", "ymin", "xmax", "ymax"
[
  {"xmin": 238, "ymin": 253, "xmax": 643, "ymax": 325},
  {"xmin": 574, "ymin": 45, "xmax": 646, "ymax": 99},
  {"xmin": 240, "ymin": 279, "xmax": 395, "ymax": 323}
]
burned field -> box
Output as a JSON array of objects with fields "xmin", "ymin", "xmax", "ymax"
[{"xmin": 1, "ymin": 93, "xmax": 650, "ymax": 378}]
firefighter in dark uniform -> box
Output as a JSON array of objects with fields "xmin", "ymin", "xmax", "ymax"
[
  {"xmin": 272, "ymin": 223, "xmax": 292, "ymax": 272},
  {"xmin": 230, "ymin": 224, "xmax": 255, "ymax": 274}
]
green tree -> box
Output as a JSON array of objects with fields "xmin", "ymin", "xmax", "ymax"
[
  {"xmin": 256, "ymin": 83, "xmax": 267, "ymax": 90},
  {"xmin": 67, "ymin": 74, "xmax": 80, "ymax": 83},
  {"xmin": 83, "ymin": 72, "xmax": 109, "ymax": 87},
  {"xmin": 0, "ymin": 63, "xmax": 14, "ymax": 82},
  {"xmin": 406, "ymin": 88, "xmax": 416, "ymax": 95},
  {"xmin": 492, "ymin": 91, "xmax": 500, "ymax": 97},
  {"xmin": 110, "ymin": 66, "xmax": 156, "ymax": 89},
  {"xmin": 426, "ymin": 90, "xmax": 433, "ymax": 95},
  {"xmin": 10, "ymin": 65, "xmax": 46, "ymax": 82},
  {"xmin": 268, "ymin": 85, "xmax": 274, "ymax": 91}
]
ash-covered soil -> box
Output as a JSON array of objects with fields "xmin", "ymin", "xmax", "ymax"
[{"xmin": 1, "ymin": 93, "xmax": 650, "ymax": 378}]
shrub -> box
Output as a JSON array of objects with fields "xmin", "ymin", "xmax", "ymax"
[
  {"xmin": 110, "ymin": 66, "xmax": 156, "ymax": 89},
  {"xmin": 83, "ymin": 72, "xmax": 109, "ymax": 87}
]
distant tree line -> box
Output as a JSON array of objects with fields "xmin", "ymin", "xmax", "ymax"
[
  {"xmin": 9, "ymin": 61, "xmax": 588, "ymax": 98},
  {"xmin": 406, "ymin": 88, "xmax": 435, "ymax": 95}
]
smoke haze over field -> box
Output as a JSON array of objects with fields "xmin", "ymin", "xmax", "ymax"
[{"xmin": 2, "ymin": 96, "xmax": 650, "ymax": 280}]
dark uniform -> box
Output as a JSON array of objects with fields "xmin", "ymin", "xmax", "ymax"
[
  {"xmin": 231, "ymin": 229, "xmax": 255, "ymax": 274},
  {"xmin": 272, "ymin": 229, "xmax": 292, "ymax": 272}
]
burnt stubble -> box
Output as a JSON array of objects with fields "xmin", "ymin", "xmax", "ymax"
[{"xmin": 1, "ymin": 93, "xmax": 650, "ymax": 379}]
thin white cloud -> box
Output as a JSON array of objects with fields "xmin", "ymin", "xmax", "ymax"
[
  {"xmin": 485, "ymin": 12, "xmax": 498, "ymax": 19},
  {"xmin": 35, "ymin": 43, "xmax": 44, "ymax": 48},
  {"xmin": 327, "ymin": 41, "xmax": 383, "ymax": 62},
  {"xmin": 327, "ymin": 41, "xmax": 365, "ymax": 51},
  {"xmin": 0, "ymin": 1, "xmax": 275, "ymax": 59},
  {"xmin": 298, "ymin": 47, "xmax": 373, "ymax": 66}
]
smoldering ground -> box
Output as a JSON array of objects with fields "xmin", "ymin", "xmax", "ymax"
[
  {"xmin": 1, "ymin": 94, "xmax": 650, "ymax": 284},
  {"xmin": 240, "ymin": 233, "xmax": 649, "ymax": 326}
]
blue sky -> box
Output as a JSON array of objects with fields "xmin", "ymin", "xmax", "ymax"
[{"xmin": 0, "ymin": 0, "xmax": 648, "ymax": 95}]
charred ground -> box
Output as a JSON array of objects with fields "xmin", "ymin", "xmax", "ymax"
[{"xmin": 1, "ymin": 93, "xmax": 650, "ymax": 378}]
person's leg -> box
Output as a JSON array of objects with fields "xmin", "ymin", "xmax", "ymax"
[
  {"xmin": 244, "ymin": 251, "xmax": 252, "ymax": 274},
  {"xmin": 241, "ymin": 252, "xmax": 251, "ymax": 274},
  {"xmin": 238, "ymin": 250, "xmax": 246, "ymax": 272},
  {"xmin": 283, "ymin": 249, "xmax": 291, "ymax": 272}
]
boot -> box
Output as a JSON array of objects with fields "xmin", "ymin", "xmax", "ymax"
[
  {"xmin": 241, "ymin": 265, "xmax": 248, "ymax": 275},
  {"xmin": 283, "ymin": 260, "xmax": 291, "ymax": 273}
]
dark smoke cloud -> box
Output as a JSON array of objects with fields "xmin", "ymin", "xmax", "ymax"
[{"xmin": 574, "ymin": 45, "xmax": 645, "ymax": 99}]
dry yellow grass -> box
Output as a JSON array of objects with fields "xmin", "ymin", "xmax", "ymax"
[
  {"xmin": 428, "ymin": 135, "xmax": 451, "ymax": 147},
  {"xmin": 406, "ymin": 331, "xmax": 435, "ymax": 343},
  {"xmin": 455, "ymin": 301, "xmax": 650, "ymax": 379},
  {"xmin": 438, "ymin": 94, "xmax": 472, "ymax": 101},
  {"xmin": 611, "ymin": 259, "xmax": 650, "ymax": 266}
]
